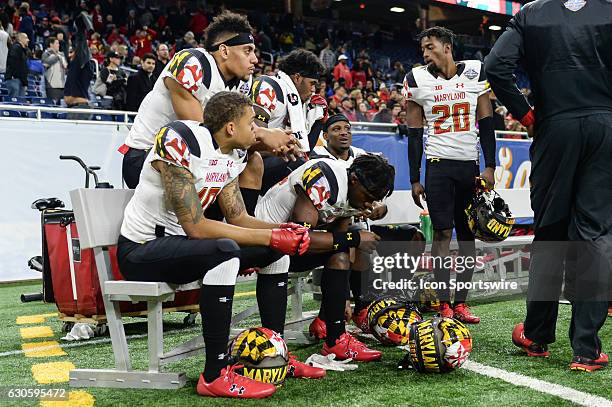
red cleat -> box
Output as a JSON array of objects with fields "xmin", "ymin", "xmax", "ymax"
[
  {"xmin": 197, "ymin": 365, "xmax": 276, "ymax": 399},
  {"xmin": 309, "ymin": 316, "xmax": 326, "ymax": 340},
  {"xmin": 570, "ymin": 353, "xmax": 608, "ymax": 372},
  {"xmin": 453, "ymin": 303, "xmax": 480, "ymax": 324},
  {"xmin": 438, "ymin": 302, "xmax": 454, "ymax": 319},
  {"xmin": 512, "ymin": 323, "xmax": 550, "ymax": 357},
  {"xmin": 352, "ymin": 308, "xmax": 370, "ymax": 333},
  {"xmin": 287, "ymin": 352, "xmax": 326, "ymax": 379},
  {"xmin": 322, "ymin": 332, "xmax": 382, "ymax": 362}
]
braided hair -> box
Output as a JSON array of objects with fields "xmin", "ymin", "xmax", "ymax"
[{"xmin": 349, "ymin": 154, "xmax": 395, "ymax": 200}]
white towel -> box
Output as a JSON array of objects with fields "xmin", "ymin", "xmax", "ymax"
[{"xmin": 277, "ymin": 71, "xmax": 310, "ymax": 152}]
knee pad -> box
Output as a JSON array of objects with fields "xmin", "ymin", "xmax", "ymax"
[
  {"xmin": 202, "ymin": 257, "xmax": 240, "ymax": 286},
  {"xmin": 258, "ymin": 255, "xmax": 290, "ymax": 275}
]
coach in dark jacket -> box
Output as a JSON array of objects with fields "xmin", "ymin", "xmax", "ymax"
[
  {"xmin": 126, "ymin": 53, "xmax": 156, "ymax": 112},
  {"xmin": 485, "ymin": 0, "xmax": 612, "ymax": 371},
  {"xmin": 5, "ymin": 32, "xmax": 29, "ymax": 97}
]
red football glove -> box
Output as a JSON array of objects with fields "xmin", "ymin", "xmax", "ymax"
[
  {"xmin": 279, "ymin": 222, "xmax": 309, "ymax": 234},
  {"xmin": 310, "ymin": 94, "xmax": 329, "ymax": 122},
  {"xmin": 270, "ymin": 228, "xmax": 311, "ymax": 255},
  {"xmin": 238, "ymin": 267, "xmax": 260, "ymax": 276}
]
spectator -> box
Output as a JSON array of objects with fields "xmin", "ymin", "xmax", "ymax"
[
  {"xmin": 351, "ymin": 60, "xmax": 367, "ymax": 91},
  {"xmin": 91, "ymin": 3, "xmax": 104, "ymax": 33},
  {"xmin": 332, "ymin": 85, "xmax": 346, "ymax": 105},
  {"xmin": 373, "ymin": 103, "xmax": 392, "ymax": 123},
  {"xmin": 106, "ymin": 27, "xmax": 125, "ymax": 45},
  {"xmin": 94, "ymin": 50, "xmax": 128, "ymax": 109},
  {"xmin": 188, "ymin": 7, "xmax": 208, "ymax": 37},
  {"xmin": 90, "ymin": 44, "xmax": 104, "ymax": 65},
  {"xmin": 394, "ymin": 109, "xmax": 407, "ymax": 125},
  {"xmin": 131, "ymin": 27, "xmax": 156, "ymax": 59},
  {"xmin": 389, "ymin": 61, "xmax": 406, "ymax": 84},
  {"xmin": 391, "ymin": 104, "xmax": 401, "ymax": 123},
  {"xmin": 42, "ymin": 36, "xmax": 67, "ymax": 103},
  {"xmin": 175, "ymin": 30, "xmax": 196, "ymax": 51},
  {"xmin": 356, "ymin": 101, "xmax": 370, "ymax": 122},
  {"xmin": 338, "ymin": 96, "xmax": 357, "ymax": 121},
  {"xmin": 152, "ymin": 43, "xmax": 169, "ymax": 78},
  {"xmin": 125, "ymin": 9, "xmax": 138, "ymax": 37},
  {"xmin": 328, "ymin": 97, "xmax": 340, "ymax": 116},
  {"xmin": 5, "ymin": 32, "xmax": 29, "ymax": 97},
  {"xmin": 36, "ymin": 16, "xmax": 53, "ymax": 43},
  {"xmin": 333, "ymin": 54, "xmax": 352, "ymax": 89},
  {"xmin": 257, "ymin": 28, "xmax": 272, "ymax": 53},
  {"xmin": 16, "ymin": 3, "xmax": 34, "ymax": 48},
  {"xmin": 0, "ymin": 22, "xmax": 8, "ymax": 73},
  {"xmin": 319, "ymin": 38, "xmax": 335, "ymax": 73},
  {"xmin": 126, "ymin": 53, "xmax": 156, "ymax": 111}
]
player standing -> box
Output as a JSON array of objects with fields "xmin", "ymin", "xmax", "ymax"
[{"xmin": 403, "ymin": 27, "xmax": 497, "ymax": 324}]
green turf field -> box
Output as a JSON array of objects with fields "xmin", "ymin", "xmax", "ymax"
[{"xmin": 1, "ymin": 280, "xmax": 610, "ymax": 407}]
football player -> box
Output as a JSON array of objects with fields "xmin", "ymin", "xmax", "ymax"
[
  {"xmin": 403, "ymin": 26, "xmax": 496, "ymax": 324},
  {"xmin": 249, "ymin": 49, "xmax": 326, "ymax": 193},
  {"xmin": 309, "ymin": 114, "xmax": 426, "ymax": 335},
  {"xmin": 255, "ymin": 153, "xmax": 396, "ymax": 361},
  {"xmin": 118, "ymin": 92, "xmax": 310, "ymax": 399},
  {"xmin": 120, "ymin": 11, "xmax": 298, "ymax": 215}
]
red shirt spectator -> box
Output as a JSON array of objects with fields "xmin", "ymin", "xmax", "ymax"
[
  {"xmin": 131, "ymin": 28, "xmax": 157, "ymax": 59},
  {"xmin": 333, "ymin": 55, "xmax": 352, "ymax": 89},
  {"xmin": 351, "ymin": 62, "xmax": 367, "ymax": 90},
  {"xmin": 107, "ymin": 28, "xmax": 125, "ymax": 45},
  {"xmin": 91, "ymin": 4, "xmax": 105, "ymax": 33},
  {"xmin": 188, "ymin": 8, "xmax": 209, "ymax": 36}
]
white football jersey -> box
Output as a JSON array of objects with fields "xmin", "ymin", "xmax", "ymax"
[
  {"xmin": 125, "ymin": 48, "xmax": 249, "ymax": 150},
  {"xmin": 255, "ymin": 158, "xmax": 361, "ymax": 225},
  {"xmin": 402, "ymin": 60, "xmax": 490, "ymax": 161},
  {"xmin": 121, "ymin": 120, "xmax": 248, "ymax": 243},
  {"xmin": 311, "ymin": 145, "xmax": 366, "ymax": 165}
]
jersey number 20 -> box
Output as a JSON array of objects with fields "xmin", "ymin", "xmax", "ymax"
[{"xmin": 432, "ymin": 102, "xmax": 470, "ymax": 134}]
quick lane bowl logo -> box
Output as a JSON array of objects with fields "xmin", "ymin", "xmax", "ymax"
[
  {"xmin": 564, "ymin": 0, "xmax": 586, "ymax": 11},
  {"xmin": 464, "ymin": 68, "xmax": 478, "ymax": 80}
]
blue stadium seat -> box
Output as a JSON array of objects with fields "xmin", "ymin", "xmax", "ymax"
[
  {"xmin": 26, "ymin": 90, "xmax": 42, "ymax": 97},
  {"xmin": 0, "ymin": 88, "xmax": 7, "ymax": 96},
  {"xmin": 3, "ymin": 96, "xmax": 20, "ymax": 104},
  {"xmin": 92, "ymin": 114, "xmax": 113, "ymax": 121},
  {"xmin": 30, "ymin": 97, "xmax": 54, "ymax": 106},
  {"xmin": 0, "ymin": 110, "xmax": 22, "ymax": 117},
  {"xmin": 56, "ymin": 112, "xmax": 68, "ymax": 120},
  {"xmin": 25, "ymin": 111, "xmax": 56, "ymax": 119}
]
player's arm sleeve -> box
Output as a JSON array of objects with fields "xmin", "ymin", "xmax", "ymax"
[
  {"xmin": 484, "ymin": 9, "xmax": 534, "ymax": 126},
  {"xmin": 406, "ymin": 100, "xmax": 424, "ymax": 184},
  {"xmin": 298, "ymin": 161, "xmax": 339, "ymax": 211},
  {"xmin": 152, "ymin": 124, "xmax": 196, "ymax": 173}
]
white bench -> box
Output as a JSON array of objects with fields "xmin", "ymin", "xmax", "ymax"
[{"xmin": 68, "ymin": 188, "xmax": 207, "ymax": 389}]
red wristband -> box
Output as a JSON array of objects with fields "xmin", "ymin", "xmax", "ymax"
[{"xmin": 520, "ymin": 109, "xmax": 535, "ymax": 127}]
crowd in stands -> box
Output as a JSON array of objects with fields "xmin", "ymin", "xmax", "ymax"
[{"xmin": 0, "ymin": 1, "xmax": 529, "ymax": 133}]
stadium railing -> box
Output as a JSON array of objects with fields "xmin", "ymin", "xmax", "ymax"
[{"xmin": 0, "ymin": 104, "xmax": 137, "ymax": 124}]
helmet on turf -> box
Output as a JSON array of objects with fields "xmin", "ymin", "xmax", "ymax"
[
  {"xmin": 228, "ymin": 327, "xmax": 288, "ymax": 385},
  {"xmin": 465, "ymin": 182, "xmax": 515, "ymax": 242},
  {"xmin": 367, "ymin": 296, "xmax": 423, "ymax": 346},
  {"xmin": 402, "ymin": 317, "xmax": 472, "ymax": 373}
]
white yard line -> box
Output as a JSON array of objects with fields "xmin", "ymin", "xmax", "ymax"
[{"xmin": 463, "ymin": 360, "xmax": 612, "ymax": 407}]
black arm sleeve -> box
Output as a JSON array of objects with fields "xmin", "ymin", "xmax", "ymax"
[
  {"xmin": 478, "ymin": 116, "xmax": 496, "ymax": 169},
  {"xmin": 407, "ymin": 127, "xmax": 424, "ymax": 184},
  {"xmin": 484, "ymin": 9, "xmax": 532, "ymax": 122},
  {"xmin": 307, "ymin": 120, "xmax": 325, "ymax": 155}
]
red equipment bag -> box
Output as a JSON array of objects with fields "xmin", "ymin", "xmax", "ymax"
[{"xmin": 43, "ymin": 210, "xmax": 200, "ymax": 317}]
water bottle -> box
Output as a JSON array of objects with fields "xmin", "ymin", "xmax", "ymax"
[{"xmin": 420, "ymin": 210, "xmax": 433, "ymax": 244}]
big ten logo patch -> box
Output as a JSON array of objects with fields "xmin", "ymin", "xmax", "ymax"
[{"xmin": 495, "ymin": 147, "xmax": 531, "ymax": 189}]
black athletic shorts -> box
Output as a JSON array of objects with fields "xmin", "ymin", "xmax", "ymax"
[
  {"xmin": 425, "ymin": 158, "xmax": 478, "ymax": 230},
  {"xmin": 122, "ymin": 147, "xmax": 149, "ymax": 189}
]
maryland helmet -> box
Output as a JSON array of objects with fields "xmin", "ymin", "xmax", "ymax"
[
  {"xmin": 367, "ymin": 296, "xmax": 423, "ymax": 346},
  {"xmin": 228, "ymin": 327, "xmax": 288, "ymax": 385},
  {"xmin": 465, "ymin": 184, "xmax": 515, "ymax": 242},
  {"xmin": 400, "ymin": 317, "xmax": 472, "ymax": 373}
]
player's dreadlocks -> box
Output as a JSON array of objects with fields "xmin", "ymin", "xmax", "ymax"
[
  {"xmin": 277, "ymin": 49, "xmax": 324, "ymax": 79},
  {"xmin": 417, "ymin": 26, "xmax": 456, "ymax": 49},
  {"xmin": 349, "ymin": 154, "xmax": 395, "ymax": 200},
  {"xmin": 204, "ymin": 11, "xmax": 252, "ymax": 51}
]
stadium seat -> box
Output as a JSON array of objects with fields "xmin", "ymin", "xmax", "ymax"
[
  {"xmin": 2, "ymin": 96, "xmax": 20, "ymax": 104},
  {"xmin": 92, "ymin": 114, "xmax": 113, "ymax": 121},
  {"xmin": 55, "ymin": 112, "xmax": 68, "ymax": 120},
  {"xmin": 29, "ymin": 97, "xmax": 54, "ymax": 106},
  {"xmin": 25, "ymin": 111, "xmax": 56, "ymax": 119},
  {"xmin": 0, "ymin": 88, "xmax": 7, "ymax": 96},
  {"xmin": 0, "ymin": 110, "xmax": 22, "ymax": 117},
  {"xmin": 25, "ymin": 90, "xmax": 42, "ymax": 97}
]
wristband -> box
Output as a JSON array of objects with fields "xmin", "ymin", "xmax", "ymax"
[
  {"xmin": 520, "ymin": 109, "xmax": 535, "ymax": 127},
  {"xmin": 332, "ymin": 231, "xmax": 361, "ymax": 252}
]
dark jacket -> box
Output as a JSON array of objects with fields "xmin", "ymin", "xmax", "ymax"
[
  {"xmin": 126, "ymin": 68, "xmax": 157, "ymax": 111},
  {"xmin": 5, "ymin": 42, "xmax": 28, "ymax": 85},
  {"xmin": 484, "ymin": 0, "xmax": 612, "ymax": 124}
]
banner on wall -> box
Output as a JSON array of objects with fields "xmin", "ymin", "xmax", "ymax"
[{"xmin": 351, "ymin": 134, "xmax": 531, "ymax": 191}]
